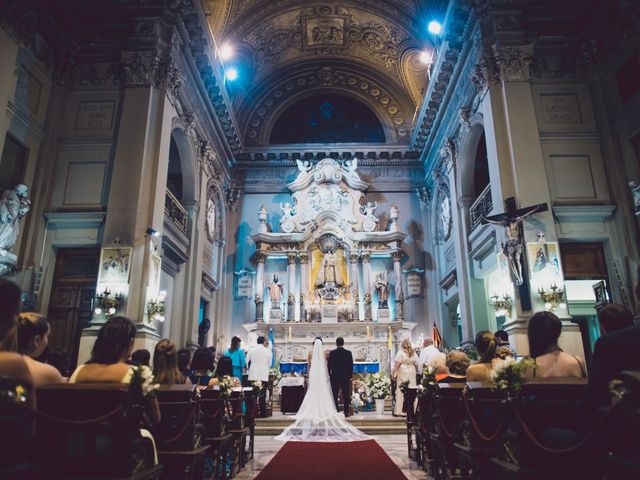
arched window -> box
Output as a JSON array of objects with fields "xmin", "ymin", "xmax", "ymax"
[
  {"xmin": 473, "ymin": 131, "xmax": 490, "ymax": 198},
  {"xmin": 269, "ymin": 94, "xmax": 385, "ymax": 144},
  {"xmin": 167, "ymin": 136, "xmax": 183, "ymax": 201}
]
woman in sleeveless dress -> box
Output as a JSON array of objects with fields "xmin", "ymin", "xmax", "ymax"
[
  {"xmin": 392, "ymin": 338, "xmax": 417, "ymax": 416},
  {"xmin": 276, "ymin": 337, "xmax": 369, "ymax": 442}
]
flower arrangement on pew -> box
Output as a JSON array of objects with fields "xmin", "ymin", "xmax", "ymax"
[
  {"xmin": 210, "ymin": 375, "xmax": 239, "ymax": 398},
  {"xmin": 252, "ymin": 380, "xmax": 263, "ymax": 395},
  {"xmin": 490, "ymin": 356, "xmax": 535, "ymax": 396},
  {"xmin": 129, "ymin": 365, "xmax": 159, "ymax": 399},
  {"xmin": 418, "ymin": 364, "xmax": 437, "ymax": 398},
  {"xmin": 366, "ymin": 372, "xmax": 391, "ymax": 400},
  {"xmin": 399, "ymin": 379, "xmax": 410, "ymax": 396}
]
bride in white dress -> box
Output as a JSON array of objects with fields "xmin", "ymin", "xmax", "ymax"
[{"xmin": 275, "ymin": 338, "xmax": 370, "ymax": 442}]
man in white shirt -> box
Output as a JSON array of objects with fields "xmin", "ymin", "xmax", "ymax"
[
  {"xmin": 246, "ymin": 336, "xmax": 273, "ymax": 417},
  {"xmin": 417, "ymin": 337, "xmax": 446, "ymax": 377}
]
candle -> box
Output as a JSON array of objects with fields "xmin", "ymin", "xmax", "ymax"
[
  {"xmin": 289, "ymin": 326, "xmax": 292, "ymax": 341},
  {"xmin": 366, "ymin": 326, "xmax": 370, "ymax": 340}
]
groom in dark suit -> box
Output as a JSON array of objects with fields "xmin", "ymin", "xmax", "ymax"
[{"xmin": 328, "ymin": 337, "xmax": 353, "ymax": 416}]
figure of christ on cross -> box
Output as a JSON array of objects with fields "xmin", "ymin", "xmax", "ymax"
[{"xmin": 482, "ymin": 197, "xmax": 548, "ymax": 286}]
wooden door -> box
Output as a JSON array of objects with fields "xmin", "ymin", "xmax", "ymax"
[{"xmin": 47, "ymin": 248, "xmax": 99, "ymax": 367}]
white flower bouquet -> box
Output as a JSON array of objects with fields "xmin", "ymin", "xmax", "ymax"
[
  {"xmin": 129, "ymin": 365, "xmax": 160, "ymax": 398},
  {"xmin": 490, "ymin": 356, "xmax": 535, "ymax": 395},
  {"xmin": 366, "ymin": 372, "xmax": 391, "ymax": 400}
]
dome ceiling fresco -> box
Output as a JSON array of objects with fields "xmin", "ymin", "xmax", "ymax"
[{"xmin": 204, "ymin": 0, "xmax": 435, "ymax": 147}]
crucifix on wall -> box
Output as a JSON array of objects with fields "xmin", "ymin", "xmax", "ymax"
[{"xmin": 482, "ymin": 196, "xmax": 548, "ymax": 287}]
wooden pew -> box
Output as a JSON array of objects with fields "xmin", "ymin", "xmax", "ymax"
[
  {"xmin": 604, "ymin": 371, "xmax": 640, "ymax": 479},
  {"xmin": 151, "ymin": 385, "xmax": 209, "ymax": 479},
  {"xmin": 491, "ymin": 378, "xmax": 601, "ymax": 480},
  {"xmin": 0, "ymin": 377, "xmax": 38, "ymax": 479},
  {"xmin": 404, "ymin": 386, "xmax": 420, "ymax": 463},
  {"xmin": 455, "ymin": 382, "xmax": 507, "ymax": 479},
  {"xmin": 417, "ymin": 386, "xmax": 438, "ymax": 476},
  {"xmin": 243, "ymin": 388, "xmax": 257, "ymax": 462},
  {"xmin": 429, "ymin": 383, "xmax": 465, "ymax": 479},
  {"xmin": 36, "ymin": 383, "xmax": 163, "ymax": 479},
  {"xmin": 227, "ymin": 390, "xmax": 248, "ymax": 477},
  {"xmin": 200, "ymin": 388, "xmax": 232, "ymax": 479}
]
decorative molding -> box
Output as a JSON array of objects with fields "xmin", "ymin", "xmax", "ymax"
[
  {"xmin": 44, "ymin": 211, "xmax": 106, "ymax": 229},
  {"xmin": 552, "ymin": 205, "xmax": 616, "ymax": 223},
  {"xmin": 235, "ymin": 149, "xmax": 419, "ymax": 166},
  {"xmin": 492, "ymin": 43, "xmax": 534, "ymax": 82}
]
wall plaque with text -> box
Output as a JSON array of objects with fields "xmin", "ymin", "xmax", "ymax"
[
  {"xmin": 540, "ymin": 94, "xmax": 582, "ymax": 124},
  {"xmin": 75, "ymin": 101, "xmax": 116, "ymax": 131}
]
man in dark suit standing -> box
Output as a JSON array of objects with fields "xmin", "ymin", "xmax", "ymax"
[{"xmin": 328, "ymin": 337, "xmax": 353, "ymax": 417}]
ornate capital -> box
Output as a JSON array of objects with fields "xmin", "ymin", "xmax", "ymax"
[
  {"xmin": 469, "ymin": 55, "xmax": 497, "ymax": 93},
  {"xmin": 121, "ymin": 49, "xmax": 184, "ymax": 95},
  {"xmin": 416, "ymin": 185, "xmax": 432, "ymax": 209},
  {"xmin": 439, "ymin": 137, "xmax": 456, "ymax": 173},
  {"xmin": 287, "ymin": 253, "xmax": 297, "ymax": 264},
  {"xmin": 349, "ymin": 252, "xmax": 360, "ymax": 263},
  {"xmin": 492, "ymin": 44, "xmax": 534, "ymax": 82},
  {"xmin": 298, "ymin": 252, "xmax": 309, "ymax": 264},
  {"xmin": 225, "ymin": 187, "xmax": 240, "ymax": 212},
  {"xmin": 391, "ymin": 251, "xmax": 404, "ymax": 262},
  {"xmin": 361, "ymin": 252, "xmax": 371, "ymax": 264},
  {"xmin": 255, "ymin": 252, "xmax": 267, "ymax": 264}
]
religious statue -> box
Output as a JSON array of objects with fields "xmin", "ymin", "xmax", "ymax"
[
  {"xmin": 268, "ymin": 274, "xmax": 284, "ymax": 306},
  {"xmin": 482, "ymin": 197, "xmax": 548, "ymax": 286},
  {"xmin": 629, "ymin": 180, "xmax": 640, "ymax": 216},
  {"xmin": 374, "ymin": 272, "xmax": 389, "ymax": 308},
  {"xmin": 315, "ymin": 249, "xmax": 344, "ymax": 287},
  {"xmin": 361, "ymin": 201, "xmax": 378, "ymax": 223},
  {"xmin": 0, "ymin": 184, "xmax": 31, "ymax": 254},
  {"xmin": 280, "ymin": 202, "xmax": 295, "ymax": 225}
]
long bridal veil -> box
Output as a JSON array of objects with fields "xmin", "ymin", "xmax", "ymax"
[{"xmin": 275, "ymin": 339, "xmax": 370, "ymax": 442}]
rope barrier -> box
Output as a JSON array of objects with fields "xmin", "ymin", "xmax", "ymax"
[
  {"xmin": 462, "ymin": 391, "xmax": 506, "ymax": 442},
  {"xmin": 18, "ymin": 403, "xmax": 125, "ymax": 425},
  {"xmin": 514, "ymin": 403, "xmax": 616, "ymax": 454},
  {"xmin": 153, "ymin": 405, "xmax": 198, "ymax": 444}
]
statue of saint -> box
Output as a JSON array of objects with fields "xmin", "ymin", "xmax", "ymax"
[
  {"xmin": 315, "ymin": 249, "xmax": 344, "ymax": 287},
  {"xmin": 374, "ymin": 272, "xmax": 389, "ymax": 308},
  {"xmin": 0, "ymin": 184, "xmax": 30, "ymax": 253},
  {"xmin": 268, "ymin": 274, "xmax": 284, "ymax": 306}
]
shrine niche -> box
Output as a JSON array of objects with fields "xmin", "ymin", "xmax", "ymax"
[{"xmin": 244, "ymin": 157, "xmax": 416, "ymax": 373}]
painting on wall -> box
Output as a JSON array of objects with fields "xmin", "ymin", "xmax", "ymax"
[
  {"xmin": 98, "ymin": 247, "xmax": 131, "ymax": 284},
  {"xmin": 526, "ymin": 242, "xmax": 563, "ymax": 281}
]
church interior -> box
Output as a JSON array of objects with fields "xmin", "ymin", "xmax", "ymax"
[{"xmin": 1, "ymin": 0, "xmax": 640, "ymax": 478}]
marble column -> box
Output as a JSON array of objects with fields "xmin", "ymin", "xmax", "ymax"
[
  {"xmin": 392, "ymin": 251, "xmax": 404, "ymax": 322},
  {"xmin": 287, "ymin": 253, "xmax": 297, "ymax": 322},
  {"xmin": 362, "ymin": 252, "xmax": 372, "ymax": 321},
  {"xmin": 299, "ymin": 252, "xmax": 309, "ymax": 322},
  {"xmin": 255, "ymin": 252, "xmax": 266, "ymax": 322},
  {"xmin": 349, "ymin": 251, "xmax": 360, "ymax": 321}
]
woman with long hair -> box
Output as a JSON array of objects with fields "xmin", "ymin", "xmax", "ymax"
[
  {"xmin": 527, "ymin": 311, "xmax": 585, "ymax": 378},
  {"xmin": 17, "ymin": 313, "xmax": 65, "ymax": 386},
  {"xmin": 466, "ymin": 331, "xmax": 497, "ymax": 382},
  {"xmin": 153, "ymin": 339, "xmax": 189, "ymax": 385},
  {"xmin": 187, "ymin": 346, "xmax": 217, "ymax": 386},
  {"xmin": 392, "ymin": 338, "xmax": 418, "ymax": 416}
]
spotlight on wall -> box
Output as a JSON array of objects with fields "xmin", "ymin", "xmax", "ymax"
[
  {"xmin": 419, "ymin": 50, "xmax": 433, "ymax": 65},
  {"xmin": 225, "ymin": 68, "xmax": 238, "ymax": 81},
  {"xmin": 428, "ymin": 20, "xmax": 443, "ymax": 35},
  {"xmin": 145, "ymin": 227, "xmax": 160, "ymax": 237},
  {"xmin": 219, "ymin": 43, "xmax": 234, "ymax": 61}
]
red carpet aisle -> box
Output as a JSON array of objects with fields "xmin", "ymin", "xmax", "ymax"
[{"xmin": 255, "ymin": 440, "xmax": 407, "ymax": 480}]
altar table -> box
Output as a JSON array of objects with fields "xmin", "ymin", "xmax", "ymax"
[{"xmin": 279, "ymin": 361, "xmax": 379, "ymax": 375}]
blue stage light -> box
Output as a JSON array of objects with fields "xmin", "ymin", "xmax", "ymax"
[{"xmin": 428, "ymin": 20, "xmax": 442, "ymax": 35}]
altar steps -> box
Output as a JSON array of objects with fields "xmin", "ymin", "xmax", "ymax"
[{"xmin": 255, "ymin": 414, "xmax": 406, "ymax": 436}]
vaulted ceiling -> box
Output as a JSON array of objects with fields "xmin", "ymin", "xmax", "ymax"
[{"xmin": 204, "ymin": 0, "xmax": 441, "ymax": 147}]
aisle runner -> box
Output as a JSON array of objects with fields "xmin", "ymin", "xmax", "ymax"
[{"xmin": 255, "ymin": 440, "xmax": 406, "ymax": 480}]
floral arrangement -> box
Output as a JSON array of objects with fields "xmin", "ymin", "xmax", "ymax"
[
  {"xmin": 490, "ymin": 356, "xmax": 535, "ymax": 395},
  {"xmin": 210, "ymin": 375, "xmax": 240, "ymax": 397},
  {"xmin": 366, "ymin": 372, "xmax": 391, "ymax": 400},
  {"xmin": 252, "ymin": 380, "xmax": 263, "ymax": 395},
  {"xmin": 399, "ymin": 379, "xmax": 410, "ymax": 396},
  {"xmin": 269, "ymin": 360, "xmax": 283, "ymax": 386},
  {"xmin": 129, "ymin": 365, "xmax": 159, "ymax": 399}
]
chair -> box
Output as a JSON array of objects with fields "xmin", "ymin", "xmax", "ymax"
[
  {"xmin": 151, "ymin": 385, "xmax": 209, "ymax": 479},
  {"xmin": 429, "ymin": 383, "xmax": 465, "ymax": 479},
  {"xmin": 200, "ymin": 388, "xmax": 232, "ymax": 479},
  {"xmin": 454, "ymin": 382, "xmax": 507, "ymax": 479},
  {"xmin": 491, "ymin": 378, "xmax": 601, "ymax": 480},
  {"xmin": 37, "ymin": 383, "xmax": 163, "ymax": 479}
]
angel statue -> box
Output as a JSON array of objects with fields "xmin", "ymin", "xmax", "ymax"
[
  {"xmin": 0, "ymin": 184, "xmax": 31, "ymax": 253},
  {"xmin": 296, "ymin": 159, "xmax": 312, "ymax": 173},
  {"xmin": 361, "ymin": 201, "xmax": 378, "ymax": 222},
  {"xmin": 280, "ymin": 202, "xmax": 295, "ymax": 222},
  {"xmin": 344, "ymin": 158, "xmax": 358, "ymax": 172}
]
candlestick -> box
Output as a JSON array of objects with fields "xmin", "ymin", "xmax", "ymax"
[
  {"xmin": 288, "ymin": 326, "xmax": 292, "ymax": 341},
  {"xmin": 366, "ymin": 325, "xmax": 370, "ymax": 341}
]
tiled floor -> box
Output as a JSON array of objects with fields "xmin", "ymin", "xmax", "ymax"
[{"xmin": 235, "ymin": 435, "xmax": 430, "ymax": 479}]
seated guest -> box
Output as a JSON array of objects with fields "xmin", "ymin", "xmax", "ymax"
[
  {"xmin": 187, "ymin": 346, "xmax": 217, "ymax": 386},
  {"xmin": 466, "ymin": 331, "xmax": 497, "ymax": 382},
  {"xmin": 527, "ymin": 311, "xmax": 586, "ymax": 378},
  {"xmin": 224, "ymin": 336, "xmax": 246, "ymax": 381},
  {"xmin": 153, "ymin": 339, "xmax": 190, "ymax": 385},
  {"xmin": 495, "ymin": 329, "xmax": 516, "ymax": 357},
  {"xmin": 69, "ymin": 316, "xmax": 161, "ymax": 425},
  {"xmin": 589, "ymin": 304, "xmax": 640, "ymax": 405},
  {"xmin": 177, "ymin": 348, "xmax": 191, "ymax": 378},
  {"xmin": 215, "ymin": 355, "xmax": 234, "ymax": 378},
  {"xmin": 131, "ymin": 348, "xmax": 151, "ymax": 366},
  {"xmin": 0, "ymin": 279, "xmax": 34, "ymax": 405},
  {"xmin": 437, "ymin": 350, "xmax": 470, "ymax": 383},
  {"xmin": 17, "ymin": 313, "xmax": 65, "ymax": 386}
]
